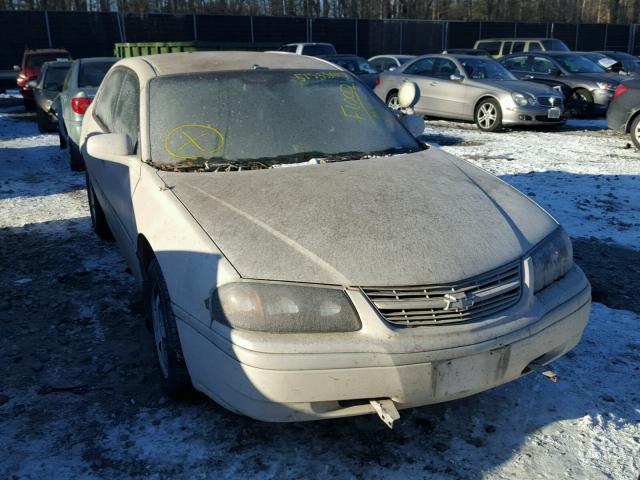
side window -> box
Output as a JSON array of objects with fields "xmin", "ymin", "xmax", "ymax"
[
  {"xmin": 112, "ymin": 71, "xmax": 140, "ymax": 150},
  {"xmin": 502, "ymin": 41, "xmax": 513, "ymax": 55},
  {"xmin": 502, "ymin": 56, "xmax": 529, "ymax": 71},
  {"xmin": 433, "ymin": 58, "xmax": 461, "ymax": 79},
  {"xmin": 531, "ymin": 56, "xmax": 556, "ymax": 74},
  {"xmin": 528, "ymin": 42, "xmax": 543, "ymax": 52},
  {"xmin": 477, "ymin": 41, "xmax": 501, "ymax": 56},
  {"xmin": 383, "ymin": 58, "xmax": 397, "ymax": 70},
  {"xmin": 94, "ymin": 68, "xmax": 125, "ymax": 132},
  {"xmin": 404, "ymin": 57, "xmax": 436, "ymax": 76},
  {"xmin": 512, "ymin": 41, "xmax": 525, "ymax": 53}
]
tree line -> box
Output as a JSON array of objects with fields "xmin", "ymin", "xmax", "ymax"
[{"xmin": 2, "ymin": 0, "xmax": 640, "ymax": 24}]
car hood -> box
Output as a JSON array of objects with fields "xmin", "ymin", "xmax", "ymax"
[
  {"xmin": 477, "ymin": 79, "xmax": 556, "ymax": 95},
  {"xmin": 159, "ymin": 149, "xmax": 558, "ymax": 286}
]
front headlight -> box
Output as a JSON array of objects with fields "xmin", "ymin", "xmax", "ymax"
[
  {"xmin": 596, "ymin": 81, "xmax": 615, "ymax": 91},
  {"xmin": 210, "ymin": 282, "xmax": 361, "ymax": 333},
  {"xmin": 530, "ymin": 228, "xmax": 573, "ymax": 293},
  {"xmin": 511, "ymin": 92, "xmax": 537, "ymax": 106}
]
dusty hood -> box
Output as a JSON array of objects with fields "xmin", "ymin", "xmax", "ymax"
[{"xmin": 159, "ymin": 149, "xmax": 558, "ymax": 286}]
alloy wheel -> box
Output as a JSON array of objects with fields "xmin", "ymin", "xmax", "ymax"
[
  {"xmin": 387, "ymin": 94, "xmax": 401, "ymax": 110},
  {"xmin": 477, "ymin": 102, "xmax": 497, "ymax": 129}
]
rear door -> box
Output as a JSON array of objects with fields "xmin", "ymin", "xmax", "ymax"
[{"xmin": 400, "ymin": 57, "xmax": 438, "ymax": 114}]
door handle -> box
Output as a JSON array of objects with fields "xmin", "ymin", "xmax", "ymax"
[{"xmin": 429, "ymin": 81, "xmax": 438, "ymax": 86}]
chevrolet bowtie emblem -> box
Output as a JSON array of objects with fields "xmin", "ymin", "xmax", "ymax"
[{"xmin": 443, "ymin": 292, "xmax": 475, "ymax": 311}]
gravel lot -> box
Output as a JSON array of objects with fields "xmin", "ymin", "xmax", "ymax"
[{"xmin": 1, "ymin": 99, "xmax": 639, "ymax": 479}]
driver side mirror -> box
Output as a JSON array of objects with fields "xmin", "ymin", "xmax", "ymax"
[
  {"xmin": 13, "ymin": 65, "xmax": 20, "ymax": 72},
  {"xmin": 450, "ymin": 73, "xmax": 464, "ymax": 82},
  {"xmin": 551, "ymin": 69, "xmax": 561, "ymax": 77},
  {"xmin": 86, "ymin": 133, "xmax": 133, "ymax": 163},
  {"xmin": 388, "ymin": 66, "xmax": 397, "ymax": 71}
]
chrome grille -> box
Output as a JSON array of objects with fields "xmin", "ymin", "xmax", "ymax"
[
  {"xmin": 362, "ymin": 261, "xmax": 522, "ymax": 326},
  {"xmin": 537, "ymin": 96, "xmax": 563, "ymax": 108}
]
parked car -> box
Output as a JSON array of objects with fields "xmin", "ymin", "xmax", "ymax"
[
  {"xmin": 80, "ymin": 51, "xmax": 590, "ymax": 424},
  {"xmin": 375, "ymin": 54, "xmax": 565, "ymax": 131},
  {"xmin": 474, "ymin": 38, "xmax": 570, "ymax": 59},
  {"xmin": 318, "ymin": 54, "xmax": 378, "ymax": 88},
  {"xmin": 607, "ymin": 79, "xmax": 640, "ymax": 147},
  {"xmin": 30, "ymin": 60, "xmax": 71, "ymax": 132},
  {"xmin": 368, "ymin": 54, "xmax": 416, "ymax": 72},
  {"xmin": 441, "ymin": 48, "xmax": 491, "ymax": 57},
  {"xmin": 14, "ymin": 48, "xmax": 71, "ymax": 110},
  {"xmin": 276, "ymin": 42, "xmax": 337, "ymax": 55},
  {"xmin": 500, "ymin": 52, "xmax": 621, "ymax": 115},
  {"xmin": 574, "ymin": 51, "xmax": 626, "ymax": 74},
  {"xmin": 54, "ymin": 57, "xmax": 118, "ymax": 171},
  {"xmin": 595, "ymin": 51, "xmax": 640, "ymax": 75}
]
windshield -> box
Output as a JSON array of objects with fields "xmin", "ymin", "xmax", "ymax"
[
  {"xmin": 541, "ymin": 40, "xmax": 570, "ymax": 51},
  {"xmin": 302, "ymin": 44, "xmax": 336, "ymax": 55},
  {"xmin": 79, "ymin": 60, "xmax": 116, "ymax": 87},
  {"xmin": 26, "ymin": 53, "xmax": 70, "ymax": 68},
  {"xmin": 149, "ymin": 70, "xmax": 419, "ymax": 169},
  {"xmin": 460, "ymin": 58, "xmax": 516, "ymax": 80},
  {"xmin": 332, "ymin": 58, "xmax": 377, "ymax": 75},
  {"xmin": 553, "ymin": 55, "xmax": 605, "ymax": 73}
]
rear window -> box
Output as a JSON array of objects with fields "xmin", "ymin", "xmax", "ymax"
[
  {"xmin": 302, "ymin": 44, "xmax": 337, "ymax": 55},
  {"xmin": 79, "ymin": 60, "xmax": 116, "ymax": 88},
  {"xmin": 44, "ymin": 66, "xmax": 70, "ymax": 90},
  {"xmin": 476, "ymin": 41, "xmax": 501, "ymax": 56},
  {"xmin": 541, "ymin": 40, "xmax": 570, "ymax": 51},
  {"xmin": 26, "ymin": 53, "xmax": 70, "ymax": 68}
]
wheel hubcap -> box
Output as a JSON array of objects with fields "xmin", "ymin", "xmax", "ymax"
[
  {"xmin": 478, "ymin": 103, "xmax": 497, "ymax": 129},
  {"xmin": 151, "ymin": 287, "xmax": 170, "ymax": 378},
  {"xmin": 388, "ymin": 95, "xmax": 400, "ymax": 110}
]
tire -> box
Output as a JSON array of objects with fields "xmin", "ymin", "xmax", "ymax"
[
  {"xmin": 69, "ymin": 142, "xmax": 85, "ymax": 172},
  {"xmin": 85, "ymin": 172, "xmax": 112, "ymax": 240},
  {"xmin": 58, "ymin": 121, "xmax": 68, "ymax": 149},
  {"xmin": 630, "ymin": 115, "xmax": 640, "ymax": 149},
  {"xmin": 35, "ymin": 108, "xmax": 47, "ymax": 133},
  {"xmin": 386, "ymin": 91, "xmax": 400, "ymax": 110},
  {"xmin": 475, "ymin": 98, "xmax": 503, "ymax": 132},
  {"xmin": 569, "ymin": 88, "xmax": 594, "ymax": 118},
  {"xmin": 146, "ymin": 259, "xmax": 194, "ymax": 399}
]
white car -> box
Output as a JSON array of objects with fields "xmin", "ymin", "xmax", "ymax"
[{"xmin": 80, "ymin": 51, "xmax": 591, "ymax": 426}]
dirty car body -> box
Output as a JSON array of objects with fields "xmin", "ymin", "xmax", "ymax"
[{"xmin": 80, "ymin": 52, "xmax": 591, "ymax": 423}]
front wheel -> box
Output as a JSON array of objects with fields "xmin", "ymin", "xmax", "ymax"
[
  {"xmin": 475, "ymin": 99, "xmax": 503, "ymax": 132},
  {"xmin": 630, "ymin": 115, "xmax": 640, "ymax": 149},
  {"xmin": 146, "ymin": 259, "xmax": 194, "ymax": 399}
]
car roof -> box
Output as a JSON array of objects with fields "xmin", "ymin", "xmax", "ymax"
[
  {"xmin": 78, "ymin": 57, "xmax": 119, "ymax": 64},
  {"xmin": 477, "ymin": 37, "xmax": 558, "ymax": 41},
  {"xmin": 319, "ymin": 54, "xmax": 364, "ymax": 59},
  {"xmin": 41, "ymin": 60, "xmax": 72, "ymax": 67},
  {"xmin": 25, "ymin": 48, "xmax": 70, "ymax": 54},
  {"xmin": 283, "ymin": 42, "xmax": 333, "ymax": 46},
  {"xmin": 133, "ymin": 51, "xmax": 339, "ymax": 76}
]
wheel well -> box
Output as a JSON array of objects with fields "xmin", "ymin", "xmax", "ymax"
[
  {"xmin": 137, "ymin": 234, "xmax": 155, "ymax": 281},
  {"xmin": 386, "ymin": 89, "xmax": 398, "ymax": 102},
  {"xmin": 474, "ymin": 96, "xmax": 498, "ymax": 114},
  {"xmin": 626, "ymin": 110, "xmax": 640, "ymax": 133}
]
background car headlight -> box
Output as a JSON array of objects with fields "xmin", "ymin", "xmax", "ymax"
[
  {"xmin": 530, "ymin": 228, "xmax": 574, "ymax": 293},
  {"xmin": 210, "ymin": 282, "xmax": 361, "ymax": 333},
  {"xmin": 596, "ymin": 81, "xmax": 615, "ymax": 91},
  {"xmin": 512, "ymin": 92, "xmax": 537, "ymax": 106}
]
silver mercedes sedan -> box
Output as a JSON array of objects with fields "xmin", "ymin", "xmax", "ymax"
[{"xmin": 375, "ymin": 54, "xmax": 565, "ymax": 131}]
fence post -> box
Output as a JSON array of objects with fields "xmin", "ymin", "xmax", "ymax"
[
  {"xmin": 193, "ymin": 15, "xmax": 197, "ymax": 41},
  {"xmin": 628, "ymin": 24, "xmax": 636, "ymax": 54},
  {"xmin": 574, "ymin": 23, "xmax": 579, "ymax": 49},
  {"xmin": 603, "ymin": 23, "xmax": 608, "ymax": 49},
  {"xmin": 355, "ymin": 19, "xmax": 358, "ymax": 55},
  {"xmin": 399, "ymin": 21, "xmax": 403, "ymax": 54},
  {"xmin": 250, "ymin": 16, "xmax": 255, "ymax": 43},
  {"xmin": 44, "ymin": 11, "xmax": 52, "ymax": 48}
]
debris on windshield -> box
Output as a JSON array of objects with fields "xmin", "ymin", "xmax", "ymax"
[{"xmin": 271, "ymin": 158, "xmax": 326, "ymax": 168}]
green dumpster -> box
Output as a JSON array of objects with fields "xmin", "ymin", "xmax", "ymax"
[{"xmin": 114, "ymin": 41, "xmax": 281, "ymax": 58}]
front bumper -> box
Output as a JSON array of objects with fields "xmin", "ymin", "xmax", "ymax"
[
  {"xmin": 177, "ymin": 265, "xmax": 591, "ymax": 422},
  {"xmin": 502, "ymin": 105, "xmax": 565, "ymax": 126}
]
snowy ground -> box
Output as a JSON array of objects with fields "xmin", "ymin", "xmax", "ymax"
[{"xmin": 1, "ymin": 103, "xmax": 639, "ymax": 479}]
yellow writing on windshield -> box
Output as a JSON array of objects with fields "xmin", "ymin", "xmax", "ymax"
[
  {"xmin": 164, "ymin": 124, "xmax": 224, "ymax": 159},
  {"xmin": 339, "ymin": 83, "xmax": 378, "ymax": 122}
]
